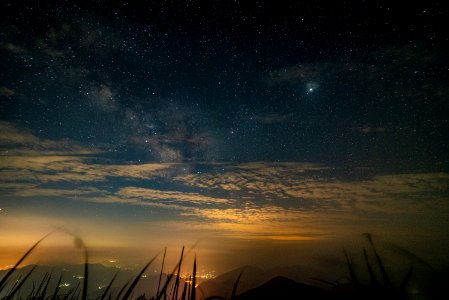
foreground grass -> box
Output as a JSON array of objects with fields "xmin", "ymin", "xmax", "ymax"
[
  {"xmin": 0, "ymin": 232, "xmax": 445, "ymax": 299},
  {"xmin": 0, "ymin": 231, "xmax": 201, "ymax": 300}
]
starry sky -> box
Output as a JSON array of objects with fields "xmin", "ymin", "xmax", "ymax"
[{"xmin": 1, "ymin": 0, "xmax": 449, "ymax": 273}]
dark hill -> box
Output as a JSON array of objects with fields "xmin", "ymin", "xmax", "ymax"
[
  {"xmin": 199, "ymin": 265, "xmax": 267, "ymax": 298},
  {"xmin": 235, "ymin": 276, "xmax": 338, "ymax": 300}
]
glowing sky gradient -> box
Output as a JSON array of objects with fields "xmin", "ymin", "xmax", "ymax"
[{"xmin": 1, "ymin": 0, "xmax": 448, "ymax": 274}]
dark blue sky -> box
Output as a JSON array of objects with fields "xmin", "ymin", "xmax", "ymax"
[{"xmin": 1, "ymin": 0, "xmax": 448, "ymax": 168}]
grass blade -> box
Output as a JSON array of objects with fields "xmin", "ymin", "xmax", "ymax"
[
  {"xmin": 26, "ymin": 283, "xmax": 36, "ymax": 300},
  {"xmin": 310, "ymin": 278, "xmax": 339, "ymax": 288},
  {"xmin": 34, "ymin": 272, "xmax": 49, "ymax": 296},
  {"xmin": 156, "ymin": 247, "xmax": 167, "ymax": 297},
  {"xmin": 29, "ymin": 280, "xmax": 36, "ymax": 298},
  {"xmin": 6, "ymin": 276, "xmax": 20, "ymax": 298},
  {"xmin": 156, "ymin": 248, "xmax": 185, "ymax": 300},
  {"xmin": 363, "ymin": 248, "xmax": 379, "ymax": 288},
  {"xmin": 230, "ymin": 271, "xmax": 242, "ymax": 300},
  {"xmin": 191, "ymin": 257, "xmax": 196, "ymax": 300},
  {"xmin": 121, "ymin": 254, "xmax": 159, "ymax": 300},
  {"xmin": 71, "ymin": 281, "xmax": 81, "ymax": 300},
  {"xmin": 100, "ymin": 271, "xmax": 119, "ymax": 300},
  {"xmin": 0, "ymin": 232, "xmax": 53, "ymax": 290},
  {"xmin": 399, "ymin": 264, "xmax": 414, "ymax": 293},
  {"xmin": 26, "ymin": 282, "xmax": 36, "ymax": 299},
  {"xmin": 186, "ymin": 276, "xmax": 191, "ymax": 300},
  {"xmin": 172, "ymin": 247, "xmax": 184, "ymax": 300},
  {"xmin": 157, "ymin": 273, "xmax": 173, "ymax": 300},
  {"xmin": 82, "ymin": 247, "xmax": 89, "ymax": 300},
  {"xmin": 115, "ymin": 281, "xmax": 129, "ymax": 300},
  {"xmin": 6, "ymin": 265, "xmax": 37, "ymax": 299},
  {"xmin": 180, "ymin": 282, "xmax": 187, "ymax": 300},
  {"xmin": 387, "ymin": 244, "xmax": 433, "ymax": 269},
  {"xmin": 50, "ymin": 273, "xmax": 63, "ymax": 300},
  {"xmin": 343, "ymin": 248, "xmax": 360, "ymax": 289},
  {"xmin": 364, "ymin": 233, "xmax": 393, "ymax": 289},
  {"xmin": 39, "ymin": 272, "xmax": 52, "ymax": 300}
]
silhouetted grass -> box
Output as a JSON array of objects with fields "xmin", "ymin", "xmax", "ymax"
[
  {"xmin": 82, "ymin": 245, "xmax": 89, "ymax": 300},
  {"xmin": 122, "ymin": 254, "xmax": 159, "ymax": 300},
  {"xmin": 37, "ymin": 271, "xmax": 51, "ymax": 300},
  {"xmin": 50, "ymin": 273, "xmax": 63, "ymax": 300},
  {"xmin": 156, "ymin": 248, "xmax": 166, "ymax": 297},
  {"xmin": 190, "ymin": 257, "xmax": 196, "ymax": 300},
  {"xmin": 339, "ymin": 233, "xmax": 420, "ymax": 299},
  {"xmin": 99, "ymin": 271, "xmax": 119, "ymax": 300},
  {"xmin": 230, "ymin": 272, "xmax": 242, "ymax": 300},
  {"xmin": 0, "ymin": 232, "xmax": 446, "ymax": 300},
  {"xmin": 0, "ymin": 232, "xmax": 53, "ymax": 291}
]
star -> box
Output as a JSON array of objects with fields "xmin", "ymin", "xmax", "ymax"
[{"xmin": 306, "ymin": 82, "xmax": 319, "ymax": 94}]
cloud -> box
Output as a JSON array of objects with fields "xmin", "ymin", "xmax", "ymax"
[
  {"xmin": 1, "ymin": 146, "xmax": 448, "ymax": 240},
  {"xmin": 83, "ymin": 195, "xmax": 177, "ymax": 209},
  {"xmin": 253, "ymin": 112, "xmax": 295, "ymax": 124},
  {"xmin": 8, "ymin": 187, "xmax": 101, "ymax": 198},
  {"xmin": 174, "ymin": 162, "xmax": 329, "ymax": 196},
  {"xmin": 0, "ymin": 155, "xmax": 173, "ymax": 183},
  {"xmin": 2, "ymin": 42, "xmax": 26, "ymax": 54},
  {"xmin": 0, "ymin": 183, "xmax": 38, "ymax": 190},
  {"xmin": 266, "ymin": 64, "xmax": 328, "ymax": 85},
  {"xmin": 33, "ymin": 21, "xmax": 118, "ymax": 59},
  {"xmin": 265, "ymin": 44, "xmax": 447, "ymax": 103},
  {"xmin": 0, "ymin": 87, "xmax": 16, "ymax": 97},
  {"xmin": 236, "ymin": 162, "xmax": 327, "ymax": 171},
  {"xmin": 180, "ymin": 205, "xmax": 342, "ymax": 240},
  {"xmin": 1, "ymin": 120, "xmax": 447, "ymax": 241},
  {"xmin": 159, "ymin": 146, "xmax": 183, "ymax": 162},
  {"xmin": 172, "ymin": 168, "xmax": 449, "ymax": 239},
  {"xmin": 88, "ymin": 84, "xmax": 119, "ymax": 113},
  {"xmin": 1, "ymin": 121, "xmax": 447, "ymax": 218},
  {"xmin": 351, "ymin": 126, "xmax": 387, "ymax": 134},
  {"xmin": 75, "ymin": 187, "xmax": 339, "ymax": 240},
  {"xmin": 124, "ymin": 100, "xmax": 217, "ymax": 162},
  {"xmin": 117, "ymin": 187, "xmax": 233, "ymax": 205},
  {"xmin": 84, "ymin": 185, "xmax": 233, "ymax": 210},
  {"xmin": 0, "ymin": 122, "xmax": 174, "ymax": 183},
  {"xmin": 0, "ymin": 121, "xmax": 100, "ymax": 155},
  {"xmin": 175, "ymin": 163, "xmax": 449, "ymax": 213}
]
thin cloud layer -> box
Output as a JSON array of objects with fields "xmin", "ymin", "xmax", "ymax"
[
  {"xmin": 117, "ymin": 187, "xmax": 233, "ymax": 205},
  {"xmin": 2, "ymin": 124, "xmax": 447, "ymax": 241},
  {"xmin": 0, "ymin": 121, "xmax": 100, "ymax": 155},
  {"xmin": 0, "ymin": 155, "xmax": 172, "ymax": 183},
  {"xmin": 174, "ymin": 164, "xmax": 449, "ymax": 217}
]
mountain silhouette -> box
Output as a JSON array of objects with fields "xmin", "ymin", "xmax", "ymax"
[
  {"xmin": 235, "ymin": 276, "xmax": 337, "ymax": 300},
  {"xmin": 199, "ymin": 265, "xmax": 266, "ymax": 298}
]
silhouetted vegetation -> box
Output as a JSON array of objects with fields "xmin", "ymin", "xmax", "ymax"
[{"xmin": 0, "ymin": 232, "xmax": 446, "ymax": 299}]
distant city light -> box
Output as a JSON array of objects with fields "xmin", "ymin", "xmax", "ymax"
[{"xmin": 59, "ymin": 283, "xmax": 70, "ymax": 288}]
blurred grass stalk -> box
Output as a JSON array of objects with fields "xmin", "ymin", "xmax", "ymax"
[{"xmin": 1, "ymin": 232, "xmax": 443, "ymax": 299}]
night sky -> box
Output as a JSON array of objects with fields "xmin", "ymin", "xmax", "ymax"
[{"xmin": 1, "ymin": 0, "xmax": 449, "ymax": 274}]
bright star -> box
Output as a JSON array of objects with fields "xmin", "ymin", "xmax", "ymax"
[{"xmin": 306, "ymin": 81, "xmax": 319, "ymax": 93}]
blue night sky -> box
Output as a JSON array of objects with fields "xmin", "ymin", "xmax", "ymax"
[{"xmin": 1, "ymin": 0, "xmax": 449, "ymax": 274}]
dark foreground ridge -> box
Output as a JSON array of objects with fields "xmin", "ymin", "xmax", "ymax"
[
  {"xmin": 1, "ymin": 233, "xmax": 448, "ymax": 299},
  {"xmin": 235, "ymin": 276, "xmax": 335, "ymax": 300}
]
